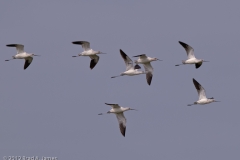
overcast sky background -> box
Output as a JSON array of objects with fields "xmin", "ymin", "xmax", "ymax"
[{"xmin": 0, "ymin": 1, "xmax": 240, "ymax": 159}]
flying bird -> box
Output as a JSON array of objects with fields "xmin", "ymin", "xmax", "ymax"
[
  {"xmin": 5, "ymin": 44, "xmax": 40, "ymax": 70},
  {"xmin": 188, "ymin": 78, "xmax": 220, "ymax": 106},
  {"xmin": 72, "ymin": 41, "xmax": 106, "ymax": 69},
  {"xmin": 98, "ymin": 103, "xmax": 137, "ymax": 137},
  {"xmin": 111, "ymin": 49, "xmax": 146, "ymax": 79},
  {"xmin": 175, "ymin": 41, "xmax": 209, "ymax": 69},
  {"xmin": 133, "ymin": 54, "xmax": 162, "ymax": 85}
]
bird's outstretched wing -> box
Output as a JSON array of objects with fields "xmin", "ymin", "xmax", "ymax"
[
  {"xmin": 89, "ymin": 55, "xmax": 99, "ymax": 69},
  {"xmin": 116, "ymin": 113, "xmax": 126, "ymax": 137},
  {"xmin": 195, "ymin": 61, "xmax": 203, "ymax": 69},
  {"xmin": 133, "ymin": 54, "xmax": 147, "ymax": 59},
  {"xmin": 193, "ymin": 78, "xmax": 207, "ymax": 100},
  {"xmin": 120, "ymin": 49, "xmax": 133, "ymax": 71},
  {"xmin": 134, "ymin": 64, "xmax": 141, "ymax": 69},
  {"xmin": 24, "ymin": 57, "xmax": 33, "ymax": 70},
  {"xmin": 143, "ymin": 63, "xmax": 153, "ymax": 85},
  {"xmin": 105, "ymin": 103, "xmax": 120, "ymax": 108},
  {"xmin": 179, "ymin": 41, "xmax": 195, "ymax": 59},
  {"xmin": 72, "ymin": 41, "xmax": 90, "ymax": 51},
  {"xmin": 6, "ymin": 44, "xmax": 24, "ymax": 54}
]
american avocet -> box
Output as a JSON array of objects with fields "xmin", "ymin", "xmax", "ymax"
[
  {"xmin": 98, "ymin": 103, "xmax": 137, "ymax": 137},
  {"xmin": 72, "ymin": 41, "xmax": 106, "ymax": 69},
  {"xmin": 111, "ymin": 49, "xmax": 145, "ymax": 78},
  {"xmin": 175, "ymin": 41, "xmax": 209, "ymax": 69},
  {"xmin": 133, "ymin": 54, "xmax": 162, "ymax": 85},
  {"xmin": 188, "ymin": 78, "xmax": 220, "ymax": 106},
  {"xmin": 5, "ymin": 44, "xmax": 40, "ymax": 70}
]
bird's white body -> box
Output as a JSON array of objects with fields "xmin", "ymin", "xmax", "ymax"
[
  {"xmin": 109, "ymin": 106, "xmax": 131, "ymax": 113},
  {"xmin": 121, "ymin": 69, "xmax": 145, "ymax": 76},
  {"xmin": 14, "ymin": 52, "xmax": 33, "ymax": 59},
  {"xmin": 79, "ymin": 49, "xmax": 99, "ymax": 56},
  {"xmin": 196, "ymin": 98, "xmax": 214, "ymax": 105},
  {"xmin": 183, "ymin": 58, "xmax": 202, "ymax": 64},
  {"xmin": 135, "ymin": 57, "xmax": 156, "ymax": 64}
]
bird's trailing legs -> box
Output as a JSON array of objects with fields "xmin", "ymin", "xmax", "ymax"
[
  {"xmin": 98, "ymin": 111, "xmax": 111, "ymax": 115},
  {"xmin": 72, "ymin": 54, "xmax": 81, "ymax": 58},
  {"xmin": 175, "ymin": 64, "xmax": 185, "ymax": 66},
  {"xmin": 129, "ymin": 108, "xmax": 138, "ymax": 111},
  {"xmin": 5, "ymin": 58, "xmax": 14, "ymax": 61},
  {"xmin": 111, "ymin": 75, "xmax": 123, "ymax": 78}
]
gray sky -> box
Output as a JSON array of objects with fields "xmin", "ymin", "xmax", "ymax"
[{"xmin": 1, "ymin": 0, "xmax": 240, "ymax": 159}]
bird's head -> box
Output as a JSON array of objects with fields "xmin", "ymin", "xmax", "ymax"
[
  {"xmin": 31, "ymin": 54, "xmax": 40, "ymax": 57},
  {"xmin": 202, "ymin": 59, "xmax": 209, "ymax": 62},
  {"xmin": 213, "ymin": 98, "xmax": 220, "ymax": 102},
  {"xmin": 152, "ymin": 57, "xmax": 162, "ymax": 61},
  {"xmin": 128, "ymin": 108, "xmax": 137, "ymax": 111},
  {"xmin": 97, "ymin": 51, "xmax": 107, "ymax": 54}
]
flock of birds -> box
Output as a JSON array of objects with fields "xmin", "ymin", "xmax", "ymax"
[{"xmin": 5, "ymin": 41, "xmax": 220, "ymax": 137}]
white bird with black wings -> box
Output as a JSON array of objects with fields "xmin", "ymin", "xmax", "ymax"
[
  {"xmin": 111, "ymin": 49, "xmax": 146, "ymax": 79},
  {"xmin": 188, "ymin": 78, "xmax": 220, "ymax": 106},
  {"xmin": 175, "ymin": 41, "xmax": 209, "ymax": 69},
  {"xmin": 5, "ymin": 44, "xmax": 40, "ymax": 70},
  {"xmin": 98, "ymin": 103, "xmax": 137, "ymax": 137},
  {"xmin": 133, "ymin": 54, "xmax": 162, "ymax": 85},
  {"xmin": 72, "ymin": 41, "xmax": 106, "ymax": 70}
]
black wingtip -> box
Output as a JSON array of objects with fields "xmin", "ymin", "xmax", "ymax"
[
  {"xmin": 195, "ymin": 62, "xmax": 202, "ymax": 69},
  {"xmin": 193, "ymin": 78, "xmax": 197, "ymax": 82},
  {"xmin": 192, "ymin": 78, "xmax": 201, "ymax": 90},
  {"xmin": 72, "ymin": 41, "xmax": 85, "ymax": 45},
  {"xmin": 119, "ymin": 123, "xmax": 126, "ymax": 137},
  {"xmin": 105, "ymin": 103, "xmax": 114, "ymax": 106},
  {"xmin": 6, "ymin": 44, "xmax": 18, "ymax": 47},
  {"xmin": 133, "ymin": 54, "xmax": 143, "ymax": 57},
  {"xmin": 105, "ymin": 103, "xmax": 116, "ymax": 106},
  {"xmin": 134, "ymin": 64, "xmax": 141, "ymax": 69},
  {"xmin": 24, "ymin": 59, "xmax": 32, "ymax": 70},
  {"xmin": 119, "ymin": 49, "xmax": 124, "ymax": 54},
  {"xmin": 179, "ymin": 41, "xmax": 188, "ymax": 48},
  {"xmin": 90, "ymin": 59, "xmax": 98, "ymax": 70},
  {"xmin": 119, "ymin": 49, "xmax": 127, "ymax": 60},
  {"xmin": 146, "ymin": 72, "xmax": 152, "ymax": 85}
]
